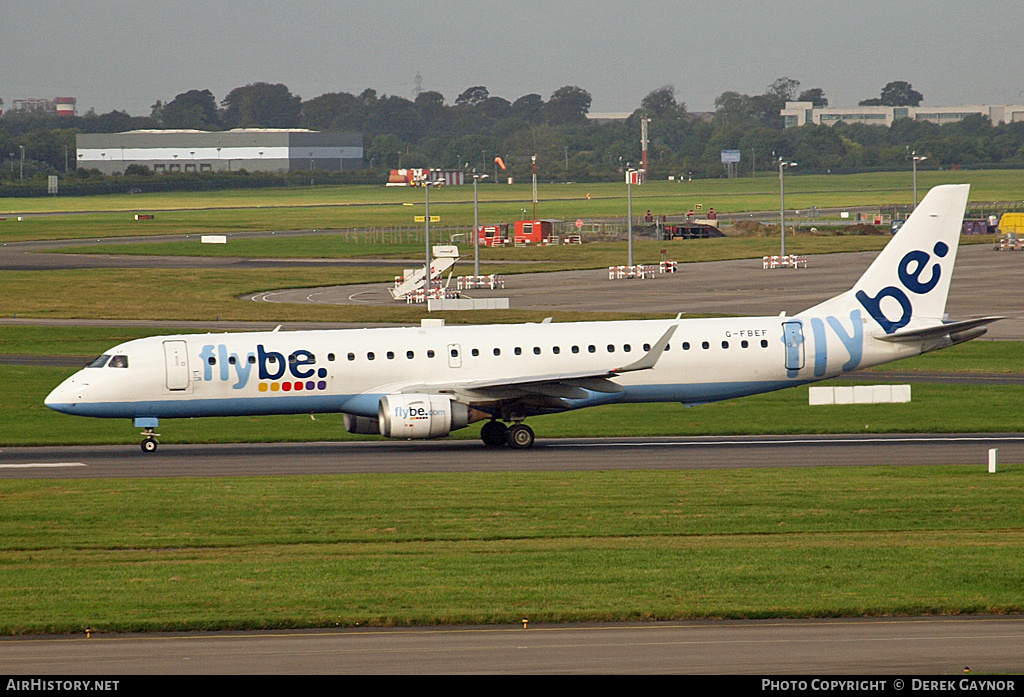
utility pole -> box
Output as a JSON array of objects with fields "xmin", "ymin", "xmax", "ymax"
[{"xmin": 531, "ymin": 155, "xmax": 538, "ymax": 220}]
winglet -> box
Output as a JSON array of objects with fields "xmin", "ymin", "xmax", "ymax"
[{"xmin": 612, "ymin": 324, "xmax": 678, "ymax": 374}]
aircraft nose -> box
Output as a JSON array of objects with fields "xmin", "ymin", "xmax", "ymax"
[{"xmin": 45, "ymin": 376, "xmax": 83, "ymax": 413}]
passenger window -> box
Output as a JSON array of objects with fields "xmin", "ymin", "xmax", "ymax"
[
  {"xmin": 515, "ymin": 347, "xmax": 522, "ymax": 355},
  {"xmin": 347, "ymin": 353, "xmax": 355, "ymax": 361},
  {"xmin": 702, "ymin": 341, "xmax": 710, "ymax": 350},
  {"xmin": 588, "ymin": 345, "xmax": 596, "ymax": 353},
  {"xmin": 406, "ymin": 351, "xmax": 414, "ymax": 359},
  {"xmin": 623, "ymin": 344, "xmax": 631, "ymax": 353},
  {"xmin": 471, "ymin": 348, "xmax": 480, "ymax": 357},
  {"xmin": 428, "ymin": 350, "xmax": 435, "ymax": 358},
  {"xmin": 492, "ymin": 348, "xmax": 500, "ymax": 356},
  {"xmin": 742, "ymin": 340, "xmax": 749, "ymax": 348},
  {"xmin": 533, "ymin": 347, "xmax": 541, "ymax": 355},
  {"xmin": 722, "ymin": 341, "xmax": 729, "ymax": 349},
  {"xmin": 552, "ymin": 346, "xmax": 560, "ymax": 354},
  {"xmin": 248, "ymin": 355, "xmax": 256, "ymax": 364},
  {"xmin": 387, "ymin": 351, "xmax": 395, "ymax": 360},
  {"xmin": 682, "ymin": 342, "xmax": 690, "ymax": 350},
  {"xmin": 328, "ymin": 353, "xmax": 335, "ymax": 361},
  {"xmin": 229, "ymin": 356, "xmax": 237, "ymax": 365},
  {"xmin": 761, "ymin": 340, "xmax": 769, "ymax": 348},
  {"xmin": 109, "ymin": 355, "xmax": 129, "ymax": 368},
  {"xmin": 571, "ymin": 346, "xmax": 579, "ymax": 354},
  {"xmin": 643, "ymin": 344, "xmax": 651, "ymax": 351},
  {"xmin": 607, "ymin": 345, "xmax": 615, "ymax": 353},
  {"xmin": 367, "ymin": 352, "xmax": 375, "ymax": 361},
  {"xmin": 207, "ymin": 356, "xmax": 216, "ymax": 365}
]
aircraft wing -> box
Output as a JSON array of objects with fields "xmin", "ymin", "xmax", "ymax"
[{"xmin": 394, "ymin": 324, "xmax": 678, "ymax": 402}]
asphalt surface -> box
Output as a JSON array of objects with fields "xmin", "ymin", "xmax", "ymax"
[
  {"xmin": 3, "ymin": 229, "xmax": 1023, "ymax": 674},
  {"xmin": 247, "ymin": 243, "xmax": 1024, "ymax": 340},
  {"xmin": 5, "ymin": 616, "xmax": 1024, "ymax": 675},
  {"xmin": 2, "ymin": 434, "xmax": 1022, "ymax": 479}
]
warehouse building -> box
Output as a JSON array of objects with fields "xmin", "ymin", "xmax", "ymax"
[
  {"xmin": 781, "ymin": 102, "xmax": 1024, "ymax": 128},
  {"xmin": 76, "ymin": 129, "xmax": 363, "ymax": 175}
]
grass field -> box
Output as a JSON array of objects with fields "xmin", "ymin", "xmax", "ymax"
[
  {"xmin": 3, "ymin": 169, "xmax": 1022, "ymax": 243},
  {"xmin": 1, "ymin": 466, "xmax": 1021, "ymax": 633}
]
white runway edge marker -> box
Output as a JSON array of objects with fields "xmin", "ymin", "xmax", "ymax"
[{"xmin": 0, "ymin": 462, "xmax": 87, "ymax": 469}]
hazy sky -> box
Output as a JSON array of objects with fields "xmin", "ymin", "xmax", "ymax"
[{"xmin": 3, "ymin": 0, "xmax": 1023, "ymax": 116}]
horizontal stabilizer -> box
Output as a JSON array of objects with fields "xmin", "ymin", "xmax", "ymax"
[{"xmin": 874, "ymin": 316, "xmax": 1005, "ymax": 343}]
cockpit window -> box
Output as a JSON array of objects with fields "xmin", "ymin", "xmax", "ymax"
[
  {"xmin": 108, "ymin": 355, "xmax": 129, "ymax": 368},
  {"xmin": 86, "ymin": 355, "xmax": 110, "ymax": 368}
]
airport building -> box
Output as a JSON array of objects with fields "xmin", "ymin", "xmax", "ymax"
[
  {"xmin": 781, "ymin": 102, "xmax": 1024, "ymax": 128},
  {"xmin": 76, "ymin": 129, "xmax": 363, "ymax": 175}
]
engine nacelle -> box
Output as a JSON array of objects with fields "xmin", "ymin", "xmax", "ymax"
[{"xmin": 377, "ymin": 394, "xmax": 470, "ymax": 439}]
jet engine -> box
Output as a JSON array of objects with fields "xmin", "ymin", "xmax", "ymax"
[{"xmin": 377, "ymin": 394, "xmax": 471, "ymax": 439}]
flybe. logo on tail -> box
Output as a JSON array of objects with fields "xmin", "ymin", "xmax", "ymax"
[{"xmin": 856, "ymin": 242, "xmax": 949, "ymax": 333}]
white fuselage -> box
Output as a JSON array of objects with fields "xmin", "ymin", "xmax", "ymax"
[{"xmin": 44, "ymin": 313, "xmax": 916, "ymax": 422}]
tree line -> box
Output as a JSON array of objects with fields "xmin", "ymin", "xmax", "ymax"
[{"xmin": 2, "ymin": 79, "xmax": 1024, "ymax": 187}]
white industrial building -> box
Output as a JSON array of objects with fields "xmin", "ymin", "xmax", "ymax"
[
  {"xmin": 76, "ymin": 129, "xmax": 363, "ymax": 175},
  {"xmin": 781, "ymin": 102, "xmax": 1024, "ymax": 128}
]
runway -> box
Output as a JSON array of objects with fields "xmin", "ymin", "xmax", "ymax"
[
  {"xmin": 2, "ymin": 433, "xmax": 1021, "ymax": 479},
  {"xmin": 4, "ymin": 616, "xmax": 1024, "ymax": 675}
]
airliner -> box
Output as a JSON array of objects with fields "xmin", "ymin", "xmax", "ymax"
[{"xmin": 46, "ymin": 184, "xmax": 1000, "ymax": 452}]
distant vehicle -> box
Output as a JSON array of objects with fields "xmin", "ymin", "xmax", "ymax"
[
  {"xmin": 45, "ymin": 185, "xmax": 1001, "ymax": 452},
  {"xmin": 890, "ymin": 220, "xmax": 906, "ymax": 235}
]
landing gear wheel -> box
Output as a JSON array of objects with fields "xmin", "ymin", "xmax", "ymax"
[
  {"xmin": 506, "ymin": 423, "xmax": 535, "ymax": 449},
  {"xmin": 480, "ymin": 420, "xmax": 508, "ymax": 447},
  {"xmin": 141, "ymin": 437, "xmax": 158, "ymax": 453}
]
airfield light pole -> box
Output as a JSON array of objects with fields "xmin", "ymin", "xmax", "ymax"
[
  {"xmin": 912, "ymin": 152, "xmax": 927, "ymax": 210},
  {"xmin": 531, "ymin": 155, "xmax": 538, "ymax": 220},
  {"xmin": 627, "ymin": 167, "xmax": 635, "ymax": 267},
  {"xmin": 778, "ymin": 159, "xmax": 797, "ymax": 257},
  {"xmin": 472, "ymin": 169, "xmax": 488, "ymax": 277},
  {"xmin": 424, "ymin": 176, "xmax": 432, "ymax": 299},
  {"xmin": 19, "ymin": 145, "xmax": 25, "ymax": 181},
  {"xmin": 421, "ymin": 176, "xmax": 443, "ymax": 302}
]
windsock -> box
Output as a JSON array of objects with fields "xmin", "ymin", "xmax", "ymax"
[{"xmin": 495, "ymin": 156, "xmax": 506, "ymax": 170}]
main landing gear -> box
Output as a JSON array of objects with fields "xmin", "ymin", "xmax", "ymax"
[{"xmin": 480, "ymin": 420, "xmax": 535, "ymax": 449}]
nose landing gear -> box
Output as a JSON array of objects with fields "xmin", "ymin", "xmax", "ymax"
[{"xmin": 140, "ymin": 428, "xmax": 160, "ymax": 453}]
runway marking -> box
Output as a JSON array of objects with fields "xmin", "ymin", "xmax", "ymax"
[
  {"xmin": 547, "ymin": 435, "xmax": 1024, "ymax": 448},
  {"xmin": 0, "ymin": 462, "xmax": 87, "ymax": 469}
]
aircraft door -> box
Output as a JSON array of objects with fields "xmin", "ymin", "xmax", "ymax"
[
  {"xmin": 782, "ymin": 321, "xmax": 805, "ymax": 372},
  {"xmin": 447, "ymin": 344, "xmax": 462, "ymax": 368},
  {"xmin": 163, "ymin": 340, "xmax": 190, "ymax": 391}
]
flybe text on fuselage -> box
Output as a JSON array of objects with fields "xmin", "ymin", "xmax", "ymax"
[{"xmin": 197, "ymin": 344, "xmax": 328, "ymax": 391}]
